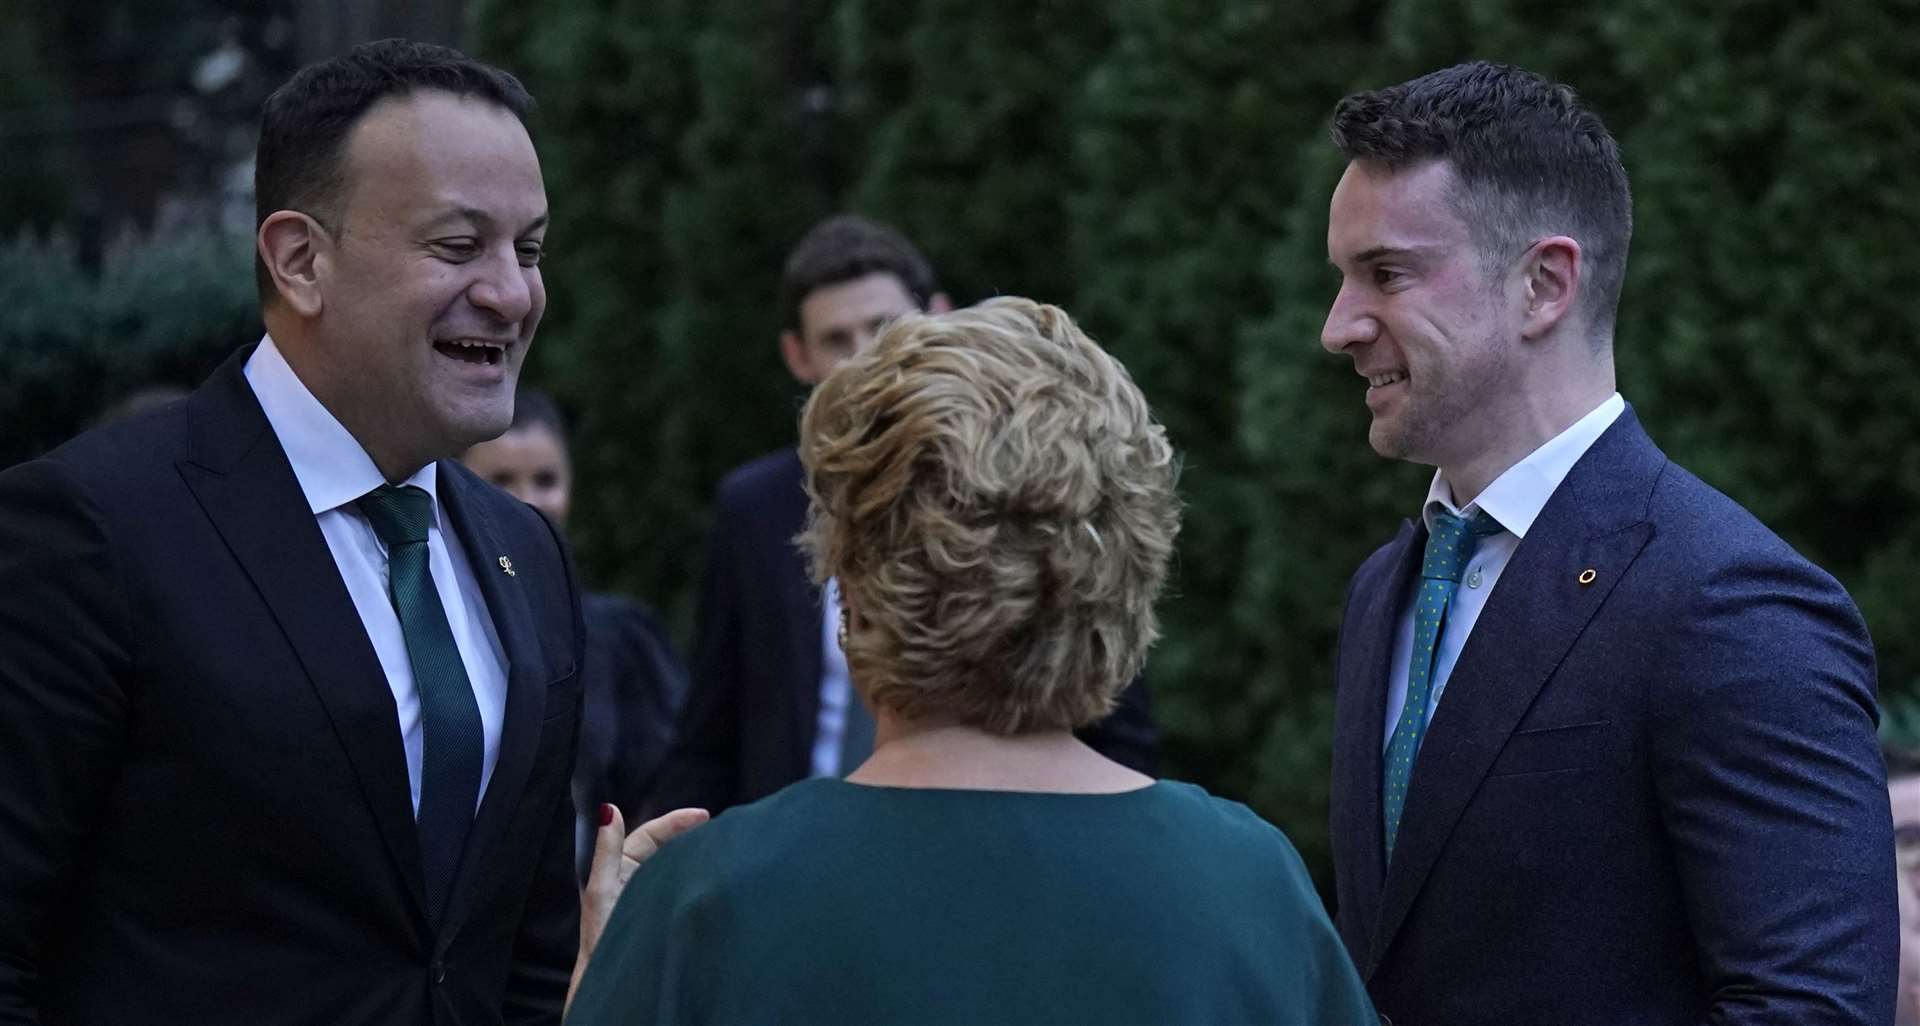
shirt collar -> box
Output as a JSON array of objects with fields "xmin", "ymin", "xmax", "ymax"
[
  {"xmin": 1422, "ymin": 393, "xmax": 1626, "ymax": 539},
  {"xmin": 243, "ymin": 335, "xmax": 438, "ymax": 518}
]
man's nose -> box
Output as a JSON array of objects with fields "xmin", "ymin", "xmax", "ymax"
[
  {"xmin": 1321, "ymin": 281, "xmax": 1377, "ymax": 354},
  {"xmin": 468, "ymin": 249, "xmax": 537, "ymax": 326}
]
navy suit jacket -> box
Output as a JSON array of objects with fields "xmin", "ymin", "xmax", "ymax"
[
  {"xmin": 650, "ymin": 447, "xmax": 1160, "ymax": 815},
  {"xmin": 0, "ymin": 348, "xmax": 585, "ymax": 1025},
  {"xmin": 1329, "ymin": 409, "xmax": 1896, "ymax": 1025}
]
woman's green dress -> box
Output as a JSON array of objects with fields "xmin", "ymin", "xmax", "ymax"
[{"xmin": 569, "ymin": 778, "xmax": 1376, "ymax": 1025}]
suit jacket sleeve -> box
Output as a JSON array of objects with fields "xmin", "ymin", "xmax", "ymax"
[
  {"xmin": 501, "ymin": 777, "xmax": 580, "ymax": 1026},
  {"xmin": 501, "ymin": 511, "xmax": 588, "ymax": 1025},
  {"xmin": 646, "ymin": 496, "xmax": 747, "ymax": 815},
  {"xmin": 0, "ymin": 458, "xmax": 134, "ymax": 1025},
  {"xmin": 1652, "ymin": 554, "xmax": 1897, "ymax": 1025}
]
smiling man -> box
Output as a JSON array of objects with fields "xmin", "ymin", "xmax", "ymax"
[
  {"xmin": 0, "ymin": 40, "xmax": 584, "ymax": 1025},
  {"xmin": 1320, "ymin": 62, "xmax": 1895, "ymax": 1025}
]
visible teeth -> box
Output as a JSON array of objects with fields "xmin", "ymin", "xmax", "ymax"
[
  {"xmin": 1367, "ymin": 371, "xmax": 1407, "ymax": 388},
  {"xmin": 436, "ymin": 338, "xmax": 508, "ymax": 365}
]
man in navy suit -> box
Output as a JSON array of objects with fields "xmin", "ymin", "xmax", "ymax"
[
  {"xmin": 0, "ymin": 41, "xmax": 582, "ymax": 1024},
  {"xmin": 650, "ymin": 215, "xmax": 1158, "ymax": 815},
  {"xmin": 1320, "ymin": 61, "xmax": 1895, "ymax": 1024}
]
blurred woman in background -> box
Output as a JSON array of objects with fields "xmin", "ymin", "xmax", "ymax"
[{"xmin": 462, "ymin": 390, "xmax": 688, "ymax": 881}]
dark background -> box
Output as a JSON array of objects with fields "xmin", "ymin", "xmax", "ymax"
[{"xmin": 4, "ymin": 0, "xmax": 1916, "ymax": 887}]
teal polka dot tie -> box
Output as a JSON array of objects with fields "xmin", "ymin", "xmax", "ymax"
[
  {"xmin": 1383, "ymin": 508, "xmax": 1501, "ymax": 859},
  {"xmin": 357, "ymin": 483, "xmax": 483, "ymax": 918}
]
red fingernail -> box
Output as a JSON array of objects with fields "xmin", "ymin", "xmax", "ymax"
[{"xmin": 599, "ymin": 803, "xmax": 614, "ymax": 826}]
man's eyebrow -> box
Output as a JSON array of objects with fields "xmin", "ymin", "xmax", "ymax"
[
  {"xmin": 418, "ymin": 208, "xmax": 550, "ymax": 234},
  {"xmin": 1329, "ymin": 244, "xmax": 1442, "ymax": 269},
  {"xmin": 1355, "ymin": 245, "xmax": 1431, "ymax": 263},
  {"xmin": 419, "ymin": 208, "xmax": 483, "ymax": 232}
]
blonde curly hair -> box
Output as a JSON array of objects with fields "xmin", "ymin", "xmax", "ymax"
[{"xmin": 797, "ymin": 297, "xmax": 1181, "ymax": 734}]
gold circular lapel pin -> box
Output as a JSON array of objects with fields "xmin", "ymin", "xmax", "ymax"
[{"xmin": 1578, "ymin": 568, "xmax": 1597, "ymax": 585}]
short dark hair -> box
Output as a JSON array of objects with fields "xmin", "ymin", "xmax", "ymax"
[
  {"xmin": 254, "ymin": 38, "xmax": 535, "ymax": 304},
  {"xmin": 1331, "ymin": 61, "xmax": 1632, "ymax": 339},
  {"xmin": 778, "ymin": 215, "xmax": 938, "ymax": 334},
  {"xmin": 508, "ymin": 387, "xmax": 567, "ymax": 445}
]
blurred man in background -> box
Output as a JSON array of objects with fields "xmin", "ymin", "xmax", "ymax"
[
  {"xmin": 0, "ymin": 40, "xmax": 582, "ymax": 1024},
  {"xmin": 462, "ymin": 388, "xmax": 688, "ymax": 881},
  {"xmin": 649, "ymin": 214, "xmax": 1160, "ymax": 816}
]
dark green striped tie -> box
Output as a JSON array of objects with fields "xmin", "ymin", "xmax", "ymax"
[{"xmin": 357, "ymin": 483, "xmax": 482, "ymax": 917}]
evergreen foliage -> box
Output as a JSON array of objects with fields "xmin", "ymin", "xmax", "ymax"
[
  {"xmin": 466, "ymin": 1, "xmax": 1918, "ymax": 886},
  {"xmin": 0, "ymin": 227, "xmax": 257, "ymax": 464},
  {"xmin": 5, "ymin": 2, "xmax": 1912, "ymax": 887}
]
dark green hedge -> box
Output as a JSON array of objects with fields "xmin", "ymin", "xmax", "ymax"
[
  {"xmin": 4, "ymin": 2, "xmax": 1911, "ymax": 889},
  {"xmin": 467, "ymin": 0, "xmax": 1920, "ymax": 885},
  {"xmin": 0, "ymin": 227, "xmax": 258, "ymax": 465}
]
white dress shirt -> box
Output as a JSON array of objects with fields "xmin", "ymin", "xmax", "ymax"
[
  {"xmin": 1383, "ymin": 393, "xmax": 1626, "ymax": 748},
  {"xmin": 809, "ymin": 577, "xmax": 856, "ymax": 778},
  {"xmin": 245, "ymin": 336, "xmax": 510, "ymax": 813}
]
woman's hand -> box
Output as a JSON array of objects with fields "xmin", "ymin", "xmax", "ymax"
[{"xmin": 567, "ymin": 804, "xmax": 709, "ymax": 1012}]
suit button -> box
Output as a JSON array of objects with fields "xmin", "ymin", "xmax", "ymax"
[{"xmin": 431, "ymin": 961, "xmax": 446, "ymax": 984}]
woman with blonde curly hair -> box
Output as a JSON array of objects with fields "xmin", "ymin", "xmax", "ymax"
[{"xmin": 568, "ymin": 298, "xmax": 1373, "ymax": 1025}]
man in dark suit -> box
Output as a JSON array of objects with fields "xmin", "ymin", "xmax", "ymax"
[
  {"xmin": 650, "ymin": 215, "xmax": 1158, "ymax": 815},
  {"xmin": 1320, "ymin": 61, "xmax": 1895, "ymax": 1025},
  {"xmin": 0, "ymin": 41, "xmax": 582, "ymax": 1024}
]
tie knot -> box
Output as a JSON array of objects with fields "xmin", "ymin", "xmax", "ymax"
[
  {"xmin": 357, "ymin": 484, "xmax": 433, "ymax": 546},
  {"xmin": 1422, "ymin": 509, "xmax": 1500, "ymax": 582}
]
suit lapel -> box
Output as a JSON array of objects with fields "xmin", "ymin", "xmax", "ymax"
[
  {"xmin": 1370, "ymin": 411, "xmax": 1664, "ymax": 967},
  {"xmin": 176, "ymin": 349, "xmax": 430, "ymax": 925},
  {"xmin": 436, "ymin": 467, "xmax": 551, "ymax": 933},
  {"xmin": 1331, "ymin": 520, "xmax": 1421, "ymax": 970}
]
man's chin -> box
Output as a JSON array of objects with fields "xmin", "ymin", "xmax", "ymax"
[
  {"xmin": 454, "ymin": 418, "xmax": 516, "ymax": 452},
  {"xmin": 1368, "ymin": 422, "xmax": 1439, "ymax": 467},
  {"xmin": 437, "ymin": 400, "xmax": 517, "ymax": 454},
  {"xmin": 1368, "ymin": 420, "xmax": 1409, "ymax": 461}
]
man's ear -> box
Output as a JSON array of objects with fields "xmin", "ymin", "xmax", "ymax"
[
  {"xmin": 258, "ymin": 210, "xmax": 330, "ymax": 318},
  {"xmin": 1520, "ymin": 236, "xmax": 1581, "ymax": 341},
  {"xmin": 927, "ymin": 291, "xmax": 954, "ymax": 315},
  {"xmin": 779, "ymin": 329, "xmax": 818, "ymax": 385}
]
